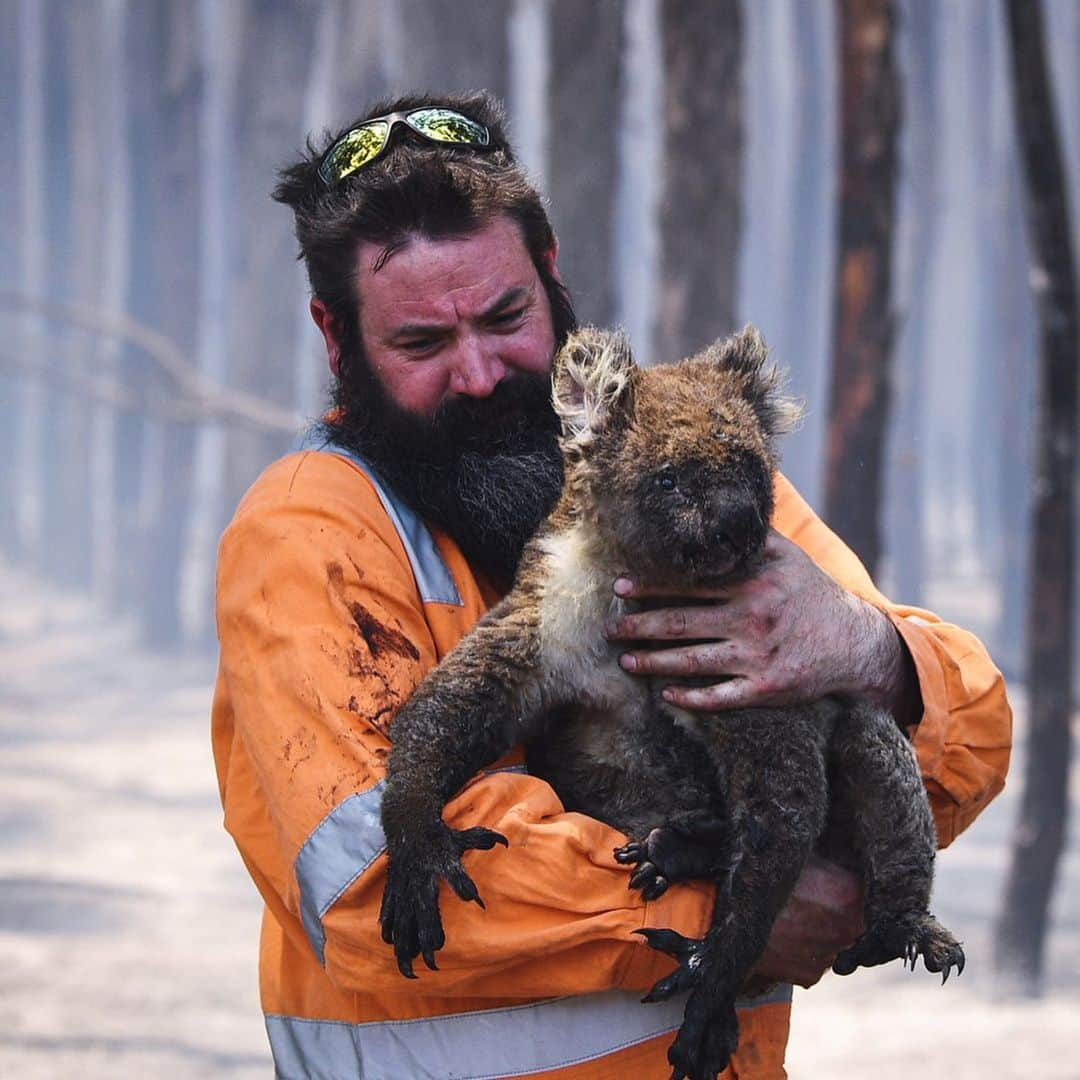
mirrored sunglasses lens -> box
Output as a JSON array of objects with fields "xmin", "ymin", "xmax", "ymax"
[
  {"xmin": 406, "ymin": 108, "xmax": 489, "ymax": 146},
  {"xmin": 321, "ymin": 120, "xmax": 390, "ymax": 183}
]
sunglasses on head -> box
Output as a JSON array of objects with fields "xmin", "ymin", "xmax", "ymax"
[{"xmin": 318, "ymin": 106, "xmax": 491, "ymax": 186}]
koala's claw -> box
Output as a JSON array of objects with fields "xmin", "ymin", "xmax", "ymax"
[
  {"xmin": 634, "ymin": 927, "xmax": 705, "ymax": 1003},
  {"xmin": 379, "ymin": 824, "xmax": 508, "ymax": 978}
]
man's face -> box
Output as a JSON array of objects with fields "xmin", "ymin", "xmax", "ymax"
[
  {"xmin": 316, "ymin": 214, "xmax": 568, "ymax": 588},
  {"xmin": 355, "ymin": 215, "xmax": 557, "ymax": 418}
]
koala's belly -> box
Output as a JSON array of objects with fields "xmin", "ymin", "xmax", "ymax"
[{"xmin": 525, "ymin": 703, "xmax": 723, "ymax": 839}]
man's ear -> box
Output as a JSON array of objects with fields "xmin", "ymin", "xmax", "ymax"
[
  {"xmin": 538, "ymin": 234, "xmax": 562, "ymax": 284},
  {"xmin": 553, "ymin": 327, "xmax": 636, "ymax": 450},
  {"xmin": 310, "ymin": 298, "xmax": 344, "ymax": 377},
  {"xmin": 705, "ymin": 325, "xmax": 804, "ymax": 441}
]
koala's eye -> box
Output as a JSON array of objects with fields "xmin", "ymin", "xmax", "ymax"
[{"xmin": 658, "ymin": 469, "xmax": 677, "ymax": 492}]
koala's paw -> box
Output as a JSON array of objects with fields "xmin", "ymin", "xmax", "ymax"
[
  {"xmin": 833, "ymin": 912, "xmax": 965, "ymax": 984},
  {"xmin": 615, "ymin": 821, "xmax": 726, "ymax": 900},
  {"xmin": 379, "ymin": 824, "xmax": 507, "ymax": 979},
  {"xmin": 666, "ymin": 990, "xmax": 739, "ymax": 1080}
]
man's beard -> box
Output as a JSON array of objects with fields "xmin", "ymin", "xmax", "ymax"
[{"xmin": 322, "ymin": 356, "xmax": 564, "ymax": 590}]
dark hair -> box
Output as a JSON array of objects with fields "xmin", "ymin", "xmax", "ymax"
[{"xmin": 273, "ymin": 91, "xmax": 576, "ymax": 390}]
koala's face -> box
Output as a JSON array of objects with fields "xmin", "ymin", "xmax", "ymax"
[{"xmin": 554, "ymin": 327, "xmax": 799, "ymax": 586}]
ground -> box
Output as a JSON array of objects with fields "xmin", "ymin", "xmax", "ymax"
[{"xmin": 0, "ymin": 559, "xmax": 1076, "ymax": 1078}]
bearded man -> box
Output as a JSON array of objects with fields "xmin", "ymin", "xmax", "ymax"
[{"xmin": 212, "ymin": 93, "xmax": 1011, "ymax": 1079}]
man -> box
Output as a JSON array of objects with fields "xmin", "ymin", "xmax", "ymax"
[{"xmin": 212, "ymin": 93, "xmax": 1011, "ymax": 1079}]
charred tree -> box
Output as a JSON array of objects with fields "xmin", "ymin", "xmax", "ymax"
[
  {"xmin": 547, "ymin": 0, "xmax": 624, "ymax": 326},
  {"xmin": 137, "ymin": 1, "xmax": 204, "ymax": 648},
  {"xmin": 35, "ymin": 0, "xmax": 98, "ymax": 589},
  {"xmin": 887, "ymin": 0, "xmax": 939, "ymax": 605},
  {"xmin": 219, "ymin": 1, "xmax": 315, "ymax": 528},
  {"xmin": 995, "ymin": 0, "xmax": 1077, "ymax": 996},
  {"xmin": 335, "ymin": 0, "xmax": 394, "ymax": 116},
  {"xmin": 0, "ymin": 0, "xmax": 19, "ymax": 556},
  {"xmin": 114, "ymin": 0, "xmax": 159, "ymax": 614},
  {"xmin": 396, "ymin": 0, "xmax": 510, "ymax": 100},
  {"xmin": 824, "ymin": 0, "xmax": 901, "ymax": 578},
  {"xmin": 656, "ymin": 0, "xmax": 743, "ymax": 363}
]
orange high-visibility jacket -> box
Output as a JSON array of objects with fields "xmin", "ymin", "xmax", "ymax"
[{"xmin": 212, "ymin": 435, "xmax": 1011, "ymax": 1079}]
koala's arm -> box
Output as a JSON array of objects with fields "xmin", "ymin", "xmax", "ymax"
[
  {"xmin": 772, "ymin": 472, "xmax": 1012, "ymax": 847},
  {"xmin": 213, "ymin": 452, "xmax": 712, "ymax": 998},
  {"xmin": 381, "ymin": 593, "xmax": 547, "ymax": 831}
]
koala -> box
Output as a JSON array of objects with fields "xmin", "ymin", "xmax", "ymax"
[{"xmin": 379, "ymin": 326, "xmax": 964, "ymax": 1080}]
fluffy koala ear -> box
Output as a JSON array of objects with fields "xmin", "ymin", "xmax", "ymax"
[
  {"xmin": 710, "ymin": 325, "xmax": 804, "ymax": 440},
  {"xmin": 553, "ymin": 326, "xmax": 637, "ymax": 449}
]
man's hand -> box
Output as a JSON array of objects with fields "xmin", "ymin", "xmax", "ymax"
[
  {"xmin": 752, "ymin": 857, "xmax": 864, "ymax": 988},
  {"xmin": 608, "ymin": 531, "xmax": 921, "ymax": 726}
]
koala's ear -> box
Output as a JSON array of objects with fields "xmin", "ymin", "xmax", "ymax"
[
  {"xmin": 709, "ymin": 325, "xmax": 804, "ymax": 441},
  {"xmin": 553, "ymin": 327, "xmax": 637, "ymax": 448}
]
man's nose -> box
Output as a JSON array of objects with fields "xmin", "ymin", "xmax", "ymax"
[{"xmin": 447, "ymin": 337, "xmax": 506, "ymax": 398}]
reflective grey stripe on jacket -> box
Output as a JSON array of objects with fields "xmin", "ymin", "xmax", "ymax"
[
  {"xmin": 266, "ymin": 984, "xmax": 793, "ymax": 1080},
  {"xmin": 293, "ymin": 427, "xmax": 463, "ymax": 606},
  {"xmin": 295, "ymin": 766, "xmax": 526, "ymax": 967}
]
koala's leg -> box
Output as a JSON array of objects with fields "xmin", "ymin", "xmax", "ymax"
[
  {"xmin": 380, "ymin": 598, "xmax": 550, "ymax": 978},
  {"xmin": 638, "ymin": 717, "xmax": 827, "ymax": 1080},
  {"xmin": 828, "ymin": 705, "xmax": 965, "ymax": 982}
]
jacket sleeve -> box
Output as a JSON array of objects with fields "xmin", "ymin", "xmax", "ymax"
[
  {"xmin": 772, "ymin": 473, "xmax": 1013, "ymax": 847},
  {"xmin": 213, "ymin": 453, "xmax": 712, "ymax": 999}
]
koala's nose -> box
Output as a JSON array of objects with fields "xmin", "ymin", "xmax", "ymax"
[{"xmin": 711, "ymin": 494, "xmax": 762, "ymax": 556}]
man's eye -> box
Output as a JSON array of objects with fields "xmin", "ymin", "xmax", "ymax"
[
  {"xmin": 401, "ymin": 338, "xmax": 438, "ymax": 353},
  {"xmin": 490, "ymin": 307, "xmax": 526, "ymax": 327}
]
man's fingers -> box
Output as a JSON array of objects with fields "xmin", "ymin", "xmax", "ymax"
[
  {"xmin": 613, "ymin": 577, "xmax": 730, "ymax": 602},
  {"xmin": 619, "ymin": 642, "xmax": 741, "ymax": 677},
  {"xmin": 660, "ymin": 678, "xmax": 761, "ymax": 712},
  {"xmin": 608, "ymin": 603, "xmax": 735, "ymax": 642}
]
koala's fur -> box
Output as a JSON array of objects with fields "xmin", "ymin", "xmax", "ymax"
[{"xmin": 379, "ymin": 327, "xmax": 963, "ymax": 1080}]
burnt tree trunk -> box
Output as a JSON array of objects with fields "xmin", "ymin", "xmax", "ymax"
[
  {"xmin": 824, "ymin": 0, "xmax": 901, "ymax": 578},
  {"xmin": 219, "ymin": 1, "xmax": 314, "ymax": 530},
  {"xmin": 887, "ymin": 0, "xmax": 939, "ymax": 605},
  {"xmin": 114, "ymin": 0, "xmax": 158, "ymax": 614},
  {"xmin": 397, "ymin": 0, "xmax": 509, "ymax": 100},
  {"xmin": 994, "ymin": 0, "xmax": 1077, "ymax": 996},
  {"xmin": 36, "ymin": 0, "xmax": 101, "ymax": 589},
  {"xmin": 138, "ymin": 1, "xmax": 204, "ymax": 648},
  {"xmin": 547, "ymin": 0, "xmax": 624, "ymax": 326},
  {"xmin": 656, "ymin": 0, "xmax": 743, "ymax": 363},
  {"xmin": 0, "ymin": 0, "xmax": 20, "ymax": 557}
]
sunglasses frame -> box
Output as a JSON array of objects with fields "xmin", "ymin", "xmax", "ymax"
[{"xmin": 318, "ymin": 107, "xmax": 491, "ymax": 186}]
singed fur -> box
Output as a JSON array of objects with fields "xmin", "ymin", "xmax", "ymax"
[{"xmin": 379, "ymin": 326, "xmax": 963, "ymax": 1080}]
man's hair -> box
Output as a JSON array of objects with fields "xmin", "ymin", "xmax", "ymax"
[{"xmin": 273, "ymin": 91, "xmax": 576, "ymax": 389}]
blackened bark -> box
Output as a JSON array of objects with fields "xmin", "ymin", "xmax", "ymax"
[
  {"xmin": 888, "ymin": 0, "xmax": 939, "ymax": 605},
  {"xmin": 0, "ymin": 0, "xmax": 19, "ymax": 556},
  {"xmin": 219, "ymin": 1, "xmax": 315, "ymax": 532},
  {"xmin": 139, "ymin": 1, "xmax": 204, "ymax": 648},
  {"xmin": 547, "ymin": 0, "xmax": 623, "ymax": 326},
  {"xmin": 995, "ymin": 0, "xmax": 1077, "ymax": 996},
  {"xmin": 114, "ymin": 0, "xmax": 157, "ymax": 614},
  {"xmin": 335, "ymin": 0, "xmax": 394, "ymax": 116},
  {"xmin": 656, "ymin": 0, "xmax": 743, "ymax": 364},
  {"xmin": 37, "ymin": 0, "xmax": 98, "ymax": 589},
  {"xmin": 824, "ymin": 0, "xmax": 901, "ymax": 578},
  {"xmin": 397, "ymin": 0, "xmax": 509, "ymax": 101}
]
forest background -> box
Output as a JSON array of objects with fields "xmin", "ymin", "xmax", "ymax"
[{"xmin": 0, "ymin": 0, "xmax": 1076, "ymax": 1076}]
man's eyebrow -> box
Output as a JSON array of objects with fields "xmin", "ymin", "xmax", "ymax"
[
  {"xmin": 387, "ymin": 320, "xmax": 450, "ymax": 342},
  {"xmin": 482, "ymin": 286, "xmax": 531, "ymax": 319}
]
